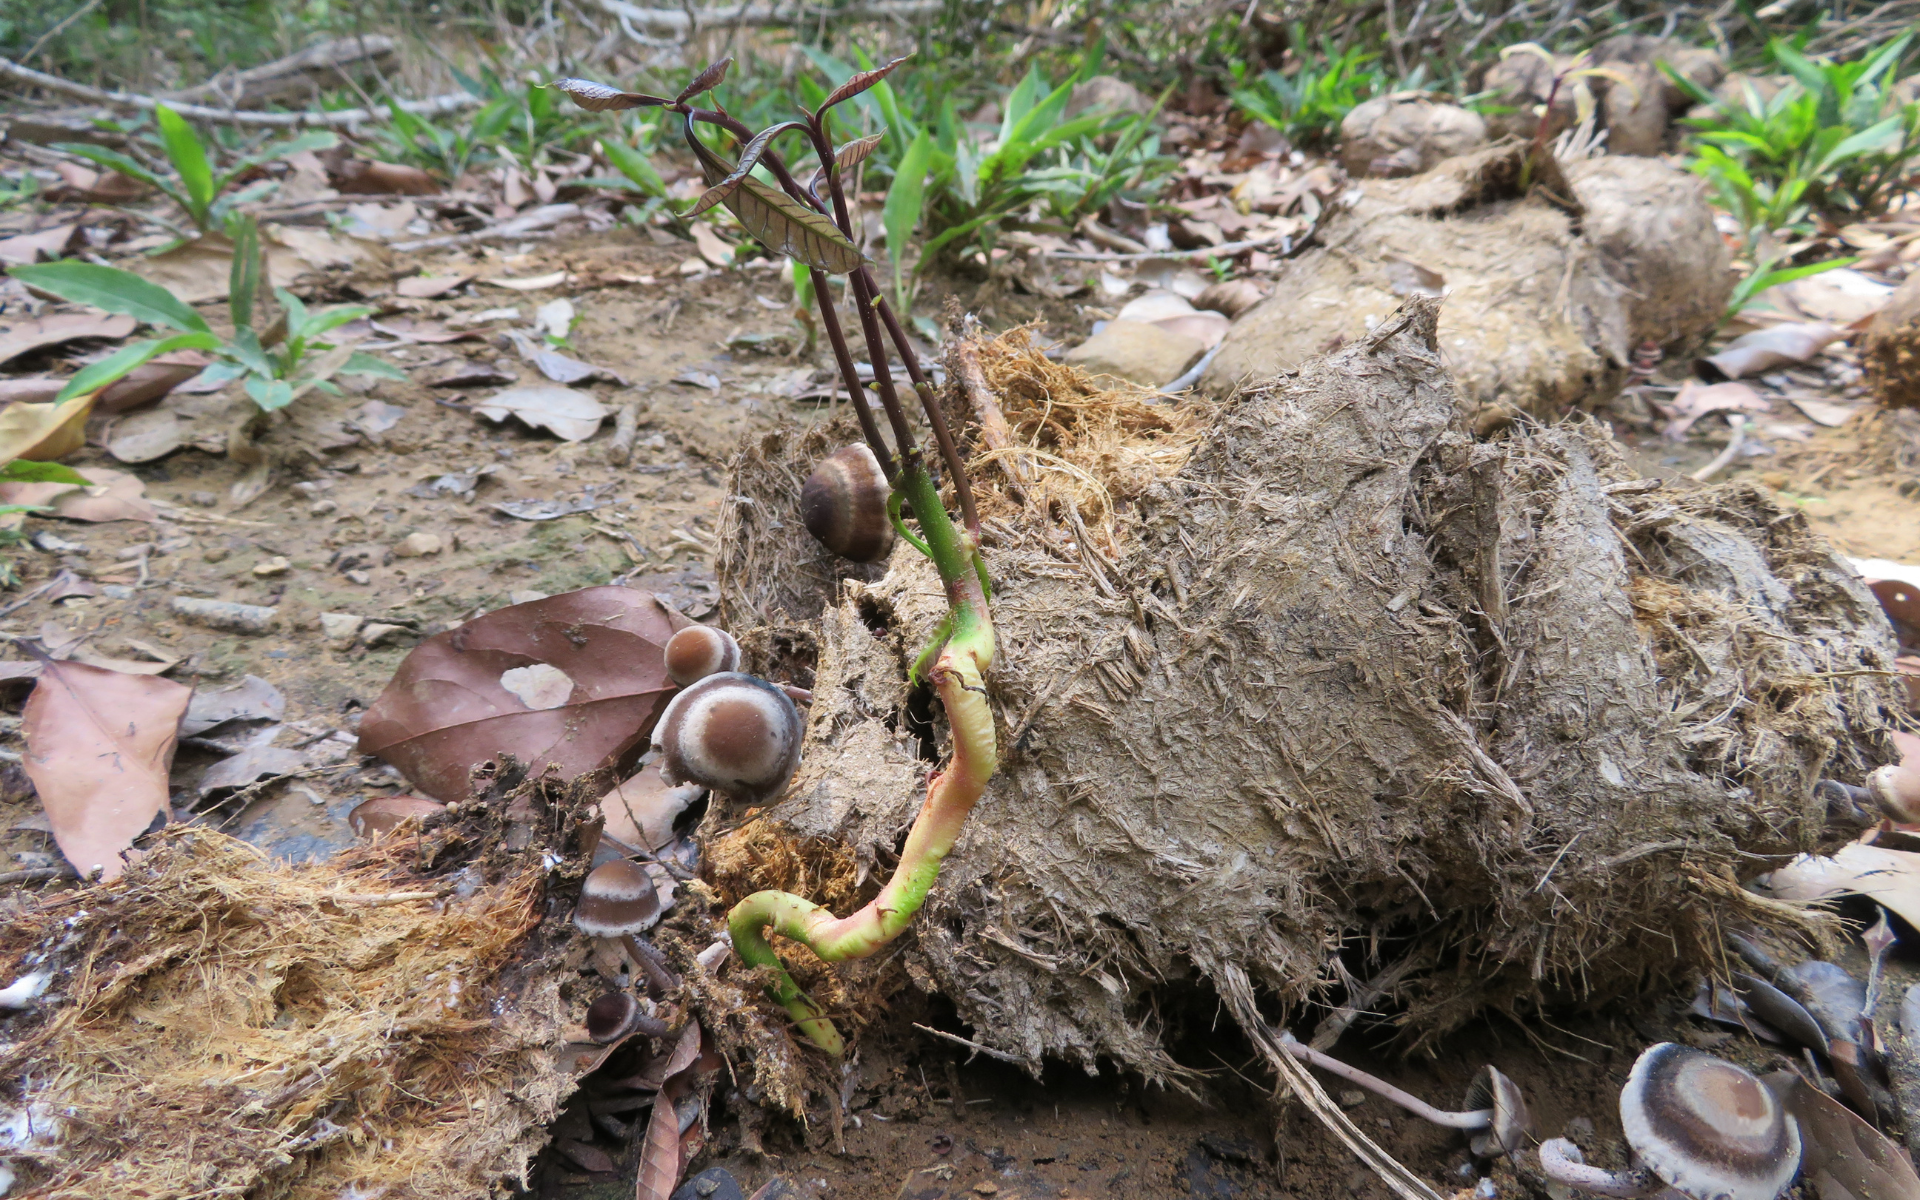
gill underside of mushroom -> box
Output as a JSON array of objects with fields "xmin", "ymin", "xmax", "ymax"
[{"xmin": 552, "ymin": 57, "xmax": 1000, "ymax": 1056}]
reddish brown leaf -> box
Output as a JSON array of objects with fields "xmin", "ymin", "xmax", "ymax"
[
  {"xmin": 661, "ymin": 1020, "xmax": 702, "ymax": 1081},
  {"xmin": 96, "ymin": 352, "xmax": 207, "ymax": 414},
  {"xmin": 23, "ymin": 659, "xmax": 190, "ymax": 881},
  {"xmin": 675, "ymin": 58, "xmax": 733, "ymax": 105},
  {"xmin": 357, "ymin": 587, "xmax": 682, "ymax": 802},
  {"xmin": 554, "ymin": 1138, "xmax": 616, "ymax": 1174},
  {"xmin": 551, "ymin": 77, "xmax": 670, "ymax": 113},
  {"xmin": 332, "ymin": 159, "xmax": 441, "ymax": 196},
  {"xmin": 637, "ymin": 1089, "xmax": 681, "ymax": 1200},
  {"xmin": 835, "ymin": 132, "xmax": 886, "ymax": 172},
  {"xmin": 1769, "ymin": 1071, "xmax": 1920, "ymax": 1199},
  {"xmin": 818, "ymin": 55, "xmax": 910, "ymax": 114},
  {"xmin": 684, "ymin": 117, "xmax": 865, "ymax": 275},
  {"xmin": 51, "ymin": 162, "xmax": 144, "ymax": 203},
  {"xmin": 686, "ymin": 121, "xmax": 808, "ymax": 218}
]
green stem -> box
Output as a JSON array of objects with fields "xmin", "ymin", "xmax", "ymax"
[{"xmin": 729, "ymin": 457, "xmax": 995, "ymax": 1055}]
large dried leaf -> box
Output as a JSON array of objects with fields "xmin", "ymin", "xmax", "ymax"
[
  {"xmin": 1760, "ymin": 841, "xmax": 1920, "ymax": 930},
  {"xmin": 470, "ymin": 384, "xmax": 608, "ymax": 442},
  {"xmin": 1768, "ymin": 1071, "xmax": 1920, "ymax": 1200},
  {"xmin": 0, "ymin": 466, "xmax": 158, "ymax": 523},
  {"xmin": 818, "ymin": 55, "xmax": 910, "ymax": 114},
  {"xmin": 550, "ymin": 77, "xmax": 670, "ymax": 112},
  {"xmin": 675, "ymin": 58, "xmax": 733, "ymax": 105},
  {"xmin": 0, "ymin": 313, "xmax": 135, "ymax": 366},
  {"xmin": 637, "ymin": 1082, "xmax": 681, "ymax": 1200},
  {"xmin": 357, "ymin": 587, "xmax": 683, "ymax": 802},
  {"xmin": 23, "ymin": 659, "xmax": 191, "ymax": 881},
  {"xmin": 1697, "ymin": 322, "xmax": 1844, "ymax": 381},
  {"xmin": 0, "ymin": 394, "xmax": 93, "ymax": 462},
  {"xmin": 684, "ymin": 118, "xmax": 865, "ymax": 275},
  {"xmin": 686, "ymin": 121, "xmax": 808, "ymax": 218}
]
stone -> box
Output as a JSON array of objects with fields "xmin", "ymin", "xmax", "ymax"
[
  {"xmin": 670, "ymin": 1168, "xmax": 744, "ymax": 1200},
  {"xmin": 1339, "ymin": 96, "xmax": 1487, "ymax": 178},
  {"xmin": 360, "ymin": 622, "xmax": 406, "ymax": 648},
  {"xmin": 320, "ymin": 612, "xmax": 363, "ymax": 644},
  {"xmin": 1063, "ymin": 320, "xmax": 1206, "ymax": 388},
  {"xmin": 252, "ymin": 556, "xmax": 290, "ymax": 577},
  {"xmin": 393, "ymin": 531, "xmax": 443, "ymax": 557},
  {"xmin": 310, "ymin": 499, "xmax": 338, "ymax": 516},
  {"xmin": 345, "ymin": 569, "xmax": 372, "ymax": 586}
]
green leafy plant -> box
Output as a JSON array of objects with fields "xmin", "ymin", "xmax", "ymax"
[
  {"xmin": 368, "ymin": 66, "xmax": 613, "ymax": 183},
  {"xmin": 801, "ymin": 49, "xmax": 1171, "ymax": 290},
  {"xmin": 1668, "ymin": 34, "xmax": 1919, "ymax": 244},
  {"xmin": 555, "ymin": 59, "xmax": 998, "ymax": 1059},
  {"xmin": 1724, "ymin": 254, "xmax": 1858, "ymax": 322},
  {"xmin": 55, "ymin": 106, "xmax": 336, "ymax": 234},
  {"xmin": 10, "ymin": 216, "xmax": 401, "ymax": 410},
  {"xmin": 1228, "ymin": 33, "xmax": 1390, "ymax": 147}
]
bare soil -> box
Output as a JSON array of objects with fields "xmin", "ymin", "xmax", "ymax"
[{"xmin": 1, "ymin": 223, "xmax": 1913, "ymax": 1199}]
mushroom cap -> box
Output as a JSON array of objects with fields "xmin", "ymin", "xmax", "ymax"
[
  {"xmin": 664, "ymin": 625, "xmax": 741, "ymax": 688},
  {"xmin": 348, "ymin": 794, "xmax": 445, "ymax": 839},
  {"xmin": 574, "ymin": 858, "xmax": 663, "ymax": 938},
  {"xmin": 1464, "ymin": 1065, "xmax": 1534, "ymax": 1158},
  {"xmin": 650, "ymin": 672, "xmax": 802, "ymax": 803},
  {"xmin": 801, "ymin": 444, "xmax": 894, "ymax": 563},
  {"xmin": 585, "ymin": 991, "xmax": 642, "ymax": 1043},
  {"xmin": 1621, "ymin": 1043, "xmax": 1801, "ymax": 1200}
]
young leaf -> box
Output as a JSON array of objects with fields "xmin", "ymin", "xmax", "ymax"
[
  {"xmin": 808, "ymin": 133, "xmax": 887, "ymax": 196},
  {"xmin": 819, "ymin": 55, "xmax": 911, "ymax": 115},
  {"xmin": 0, "ymin": 461, "xmax": 91, "ymax": 485},
  {"xmin": 884, "ymin": 129, "xmax": 934, "ymax": 307},
  {"xmin": 686, "ymin": 121, "xmax": 808, "ymax": 217},
  {"xmin": 600, "ymin": 139, "xmax": 667, "ymax": 197},
  {"xmin": 340, "ymin": 351, "xmax": 408, "ymax": 380},
  {"xmin": 552, "ymin": 78, "xmax": 671, "ymax": 112},
  {"xmin": 154, "ymin": 105, "xmax": 215, "ymax": 225},
  {"xmin": 676, "ymin": 58, "xmax": 734, "ymax": 105},
  {"xmin": 54, "ymin": 332, "xmax": 219, "ymax": 402},
  {"xmin": 11, "ymin": 262, "xmax": 211, "ymax": 334},
  {"xmin": 49, "ymin": 143, "xmax": 175, "ymax": 201},
  {"xmin": 684, "ymin": 117, "xmax": 865, "ymax": 273},
  {"xmin": 245, "ymin": 376, "xmax": 295, "ymax": 412},
  {"xmin": 228, "ymin": 214, "xmax": 261, "ymax": 335},
  {"xmin": 293, "ymin": 302, "xmax": 376, "ymax": 343}
]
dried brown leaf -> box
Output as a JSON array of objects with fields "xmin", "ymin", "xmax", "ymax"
[
  {"xmin": 637, "ymin": 1085, "xmax": 681, "ymax": 1200},
  {"xmin": 1769, "ymin": 1071, "xmax": 1920, "ymax": 1199},
  {"xmin": 0, "ymin": 313, "xmax": 135, "ymax": 367},
  {"xmin": 551, "ymin": 77, "xmax": 670, "ymax": 112},
  {"xmin": 0, "ymin": 224, "xmax": 79, "ymax": 268},
  {"xmin": 470, "ymin": 383, "xmax": 608, "ymax": 442},
  {"xmin": 819, "ymin": 55, "xmax": 910, "ymax": 114},
  {"xmin": 1697, "ymin": 322, "xmax": 1844, "ymax": 381},
  {"xmin": 23, "ymin": 659, "xmax": 190, "ymax": 881},
  {"xmin": 0, "ymin": 394, "xmax": 94, "ymax": 462},
  {"xmin": 357, "ymin": 587, "xmax": 681, "ymax": 802}
]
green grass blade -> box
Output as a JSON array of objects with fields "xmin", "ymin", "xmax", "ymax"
[
  {"xmin": 54, "ymin": 331, "xmax": 219, "ymax": 402},
  {"xmin": 10, "ymin": 262, "xmax": 210, "ymax": 333},
  {"xmin": 154, "ymin": 105, "xmax": 215, "ymax": 226},
  {"xmin": 884, "ymin": 129, "xmax": 933, "ymax": 307}
]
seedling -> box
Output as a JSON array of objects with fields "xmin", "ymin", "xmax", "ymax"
[
  {"xmin": 10, "ymin": 215, "xmax": 402, "ymax": 411},
  {"xmin": 56, "ymin": 105, "xmax": 337, "ymax": 235},
  {"xmin": 556, "ymin": 58, "xmax": 998, "ymax": 1057}
]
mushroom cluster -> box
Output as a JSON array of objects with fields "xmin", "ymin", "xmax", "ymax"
[
  {"xmin": 652, "ymin": 626, "xmax": 804, "ymax": 805},
  {"xmin": 1540, "ymin": 1043, "xmax": 1800, "ymax": 1200}
]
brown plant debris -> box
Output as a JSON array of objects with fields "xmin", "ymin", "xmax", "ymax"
[
  {"xmin": 0, "ymin": 758, "xmax": 608, "ymax": 1199},
  {"xmin": 718, "ymin": 297, "xmax": 1902, "ymax": 1081}
]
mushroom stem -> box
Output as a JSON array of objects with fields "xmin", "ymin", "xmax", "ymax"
[
  {"xmin": 621, "ymin": 933, "xmax": 681, "ymax": 998},
  {"xmin": 1537, "ymin": 1138, "xmax": 1663, "ymax": 1198},
  {"xmin": 1279, "ymin": 1033, "xmax": 1494, "ymax": 1130}
]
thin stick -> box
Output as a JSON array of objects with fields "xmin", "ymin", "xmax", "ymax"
[
  {"xmin": 21, "ymin": 0, "xmax": 102, "ymax": 68},
  {"xmin": 913, "ymin": 1023, "xmax": 1024, "ymax": 1064},
  {"xmin": 1690, "ymin": 416, "xmax": 1750, "ymax": 482},
  {"xmin": 0, "ymin": 55, "xmax": 479, "ymax": 127}
]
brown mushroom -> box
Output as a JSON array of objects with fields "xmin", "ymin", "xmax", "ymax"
[
  {"xmin": 649, "ymin": 671, "xmax": 802, "ymax": 803},
  {"xmin": 574, "ymin": 859, "xmax": 678, "ymax": 997},
  {"xmin": 1539, "ymin": 1043, "xmax": 1801, "ymax": 1200},
  {"xmin": 1279, "ymin": 1033, "xmax": 1531, "ymax": 1157},
  {"xmin": 663, "ymin": 625, "xmax": 741, "ymax": 688},
  {"xmin": 347, "ymin": 794, "xmax": 445, "ymax": 839},
  {"xmin": 584, "ymin": 991, "xmax": 670, "ymax": 1043},
  {"xmin": 801, "ymin": 444, "xmax": 894, "ymax": 562}
]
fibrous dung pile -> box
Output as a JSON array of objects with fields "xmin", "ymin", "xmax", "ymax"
[{"xmin": 716, "ymin": 298, "xmax": 1902, "ymax": 1080}]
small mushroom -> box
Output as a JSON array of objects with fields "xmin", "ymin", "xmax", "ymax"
[
  {"xmin": 664, "ymin": 624, "xmax": 741, "ymax": 688},
  {"xmin": 574, "ymin": 859, "xmax": 678, "ymax": 997},
  {"xmin": 650, "ymin": 671, "xmax": 802, "ymax": 803},
  {"xmin": 348, "ymin": 794, "xmax": 445, "ymax": 838},
  {"xmin": 1279, "ymin": 1033, "xmax": 1531, "ymax": 1156},
  {"xmin": 1868, "ymin": 761, "xmax": 1920, "ymax": 823},
  {"xmin": 801, "ymin": 444, "xmax": 894, "ymax": 562},
  {"xmin": 1539, "ymin": 1043, "xmax": 1801, "ymax": 1200},
  {"xmin": 584, "ymin": 991, "xmax": 670, "ymax": 1043}
]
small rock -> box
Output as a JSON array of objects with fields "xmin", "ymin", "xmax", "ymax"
[
  {"xmin": 393, "ymin": 531, "xmax": 443, "ymax": 557},
  {"xmin": 345, "ymin": 569, "xmax": 372, "ymax": 586},
  {"xmin": 252, "ymin": 556, "xmax": 290, "ymax": 577},
  {"xmin": 1338, "ymin": 1089, "xmax": 1368, "ymax": 1109},
  {"xmin": 203, "ymin": 546, "xmax": 228, "ymax": 563},
  {"xmin": 1065, "ymin": 74, "xmax": 1153, "ymax": 119},
  {"xmin": 190, "ymin": 491, "xmax": 218, "ymax": 508},
  {"xmin": 100, "ymin": 585, "xmax": 134, "ymax": 600},
  {"xmin": 310, "ymin": 499, "xmax": 338, "ymax": 516},
  {"xmin": 1063, "ymin": 319, "xmax": 1207, "ymax": 388},
  {"xmin": 170, "ymin": 596, "xmax": 277, "ymax": 634},
  {"xmin": 1339, "ymin": 96, "xmax": 1487, "ymax": 178},
  {"xmin": 320, "ymin": 612, "xmax": 363, "ymax": 644},
  {"xmin": 670, "ymin": 1167, "xmax": 745, "ymax": 1200},
  {"xmin": 361, "ymin": 622, "xmax": 406, "ymax": 648},
  {"xmin": 508, "ymin": 589, "xmax": 549, "ymax": 605}
]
